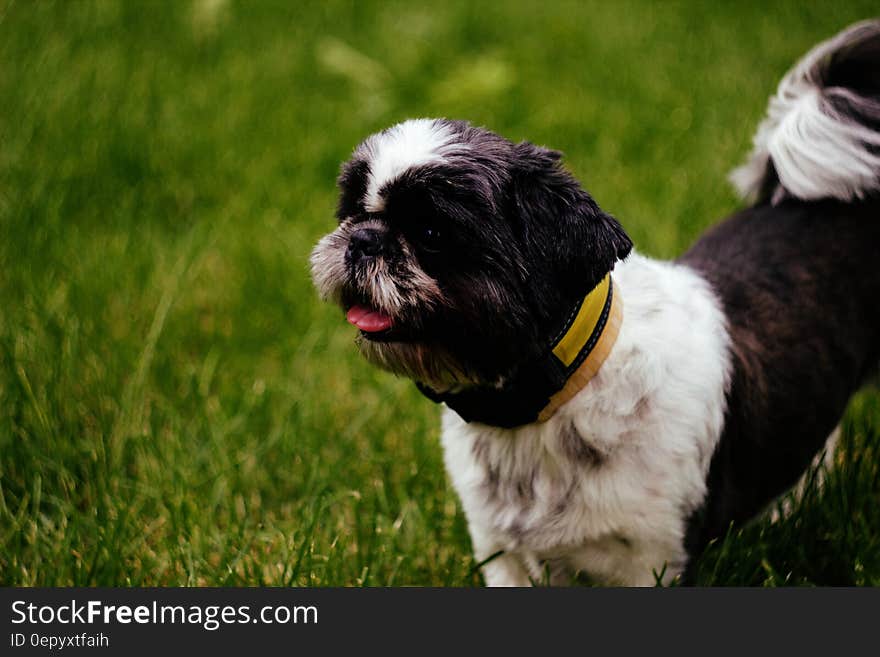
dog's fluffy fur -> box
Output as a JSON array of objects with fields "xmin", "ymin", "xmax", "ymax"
[{"xmin": 311, "ymin": 20, "xmax": 880, "ymax": 585}]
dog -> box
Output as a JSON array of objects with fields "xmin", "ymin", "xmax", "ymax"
[{"xmin": 310, "ymin": 20, "xmax": 880, "ymax": 585}]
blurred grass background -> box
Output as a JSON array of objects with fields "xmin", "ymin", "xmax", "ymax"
[{"xmin": 1, "ymin": 0, "xmax": 878, "ymax": 586}]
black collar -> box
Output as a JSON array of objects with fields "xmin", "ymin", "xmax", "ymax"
[{"xmin": 416, "ymin": 274, "xmax": 622, "ymax": 428}]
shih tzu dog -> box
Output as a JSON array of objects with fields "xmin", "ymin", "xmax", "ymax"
[{"xmin": 310, "ymin": 20, "xmax": 880, "ymax": 585}]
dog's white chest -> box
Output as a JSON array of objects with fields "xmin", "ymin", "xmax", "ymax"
[{"xmin": 440, "ymin": 255, "xmax": 732, "ymax": 585}]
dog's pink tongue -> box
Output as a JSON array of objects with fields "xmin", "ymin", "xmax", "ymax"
[{"xmin": 346, "ymin": 305, "xmax": 393, "ymax": 332}]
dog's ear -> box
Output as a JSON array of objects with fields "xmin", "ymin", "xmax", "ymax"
[{"xmin": 508, "ymin": 141, "xmax": 632, "ymax": 296}]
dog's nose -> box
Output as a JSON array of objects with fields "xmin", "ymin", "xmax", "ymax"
[{"xmin": 347, "ymin": 228, "xmax": 384, "ymax": 263}]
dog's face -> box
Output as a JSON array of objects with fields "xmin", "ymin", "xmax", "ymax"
[{"xmin": 310, "ymin": 119, "xmax": 632, "ymax": 388}]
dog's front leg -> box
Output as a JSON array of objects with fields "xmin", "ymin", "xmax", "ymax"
[
  {"xmin": 479, "ymin": 551, "xmax": 532, "ymax": 587},
  {"xmin": 469, "ymin": 525, "xmax": 532, "ymax": 586}
]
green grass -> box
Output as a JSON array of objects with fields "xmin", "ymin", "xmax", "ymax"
[{"xmin": 1, "ymin": 0, "xmax": 878, "ymax": 586}]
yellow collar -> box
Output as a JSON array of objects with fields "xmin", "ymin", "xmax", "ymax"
[
  {"xmin": 538, "ymin": 274, "xmax": 623, "ymax": 421},
  {"xmin": 416, "ymin": 273, "xmax": 623, "ymax": 428}
]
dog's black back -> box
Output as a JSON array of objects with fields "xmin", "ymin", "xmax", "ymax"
[{"xmin": 680, "ymin": 197, "xmax": 880, "ymax": 553}]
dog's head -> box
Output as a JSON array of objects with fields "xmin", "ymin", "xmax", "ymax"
[{"xmin": 310, "ymin": 119, "xmax": 631, "ymax": 388}]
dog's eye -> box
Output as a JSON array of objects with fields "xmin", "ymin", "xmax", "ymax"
[{"xmin": 420, "ymin": 225, "xmax": 442, "ymax": 252}]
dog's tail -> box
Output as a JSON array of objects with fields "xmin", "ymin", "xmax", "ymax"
[{"xmin": 730, "ymin": 19, "xmax": 880, "ymax": 204}]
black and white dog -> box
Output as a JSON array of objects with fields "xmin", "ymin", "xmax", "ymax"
[{"xmin": 310, "ymin": 20, "xmax": 880, "ymax": 585}]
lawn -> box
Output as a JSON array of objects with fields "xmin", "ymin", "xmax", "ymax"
[{"xmin": 1, "ymin": 0, "xmax": 878, "ymax": 586}]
